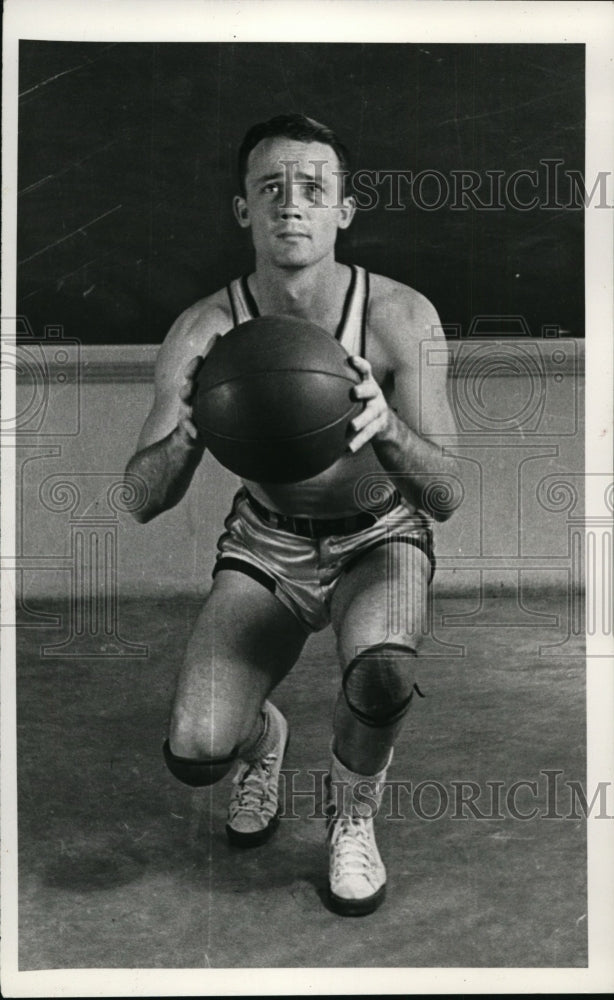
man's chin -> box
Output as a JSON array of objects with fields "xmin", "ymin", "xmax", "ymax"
[{"xmin": 272, "ymin": 250, "xmax": 314, "ymax": 269}]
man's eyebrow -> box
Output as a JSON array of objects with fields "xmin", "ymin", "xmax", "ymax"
[
  {"xmin": 252, "ymin": 172, "xmax": 283, "ymax": 184},
  {"xmin": 252, "ymin": 169, "xmax": 324, "ymax": 185}
]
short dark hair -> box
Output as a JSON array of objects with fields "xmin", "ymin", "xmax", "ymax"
[{"xmin": 237, "ymin": 113, "xmax": 351, "ymax": 196}]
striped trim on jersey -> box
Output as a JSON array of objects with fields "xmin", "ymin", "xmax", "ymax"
[{"xmin": 226, "ymin": 265, "xmax": 370, "ymax": 357}]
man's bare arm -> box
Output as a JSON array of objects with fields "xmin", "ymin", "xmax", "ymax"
[
  {"xmin": 349, "ymin": 289, "xmax": 460, "ymax": 521},
  {"xmin": 125, "ymin": 405, "xmax": 204, "ymax": 524},
  {"xmin": 125, "ymin": 303, "xmax": 226, "ymax": 523}
]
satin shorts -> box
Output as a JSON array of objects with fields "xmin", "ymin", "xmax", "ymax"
[{"xmin": 212, "ymin": 488, "xmax": 435, "ymax": 633}]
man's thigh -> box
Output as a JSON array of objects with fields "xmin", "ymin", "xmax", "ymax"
[
  {"xmin": 330, "ymin": 541, "xmax": 431, "ymax": 667},
  {"xmin": 170, "ymin": 569, "xmax": 308, "ymax": 755}
]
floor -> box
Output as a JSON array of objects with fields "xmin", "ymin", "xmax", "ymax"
[{"xmin": 16, "ymin": 592, "xmax": 587, "ymax": 969}]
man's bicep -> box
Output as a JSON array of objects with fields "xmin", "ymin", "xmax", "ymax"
[
  {"xmin": 390, "ymin": 335, "xmax": 457, "ymax": 445},
  {"xmin": 391, "ymin": 360, "xmax": 449, "ymax": 443},
  {"xmin": 413, "ymin": 343, "xmax": 457, "ymax": 443},
  {"xmin": 133, "ymin": 321, "xmax": 193, "ymax": 451}
]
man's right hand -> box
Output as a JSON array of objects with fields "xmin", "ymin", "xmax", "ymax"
[{"xmin": 176, "ymin": 335, "xmax": 221, "ymax": 447}]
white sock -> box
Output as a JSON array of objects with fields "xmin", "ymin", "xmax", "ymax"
[{"xmin": 328, "ymin": 746, "xmax": 392, "ymax": 819}]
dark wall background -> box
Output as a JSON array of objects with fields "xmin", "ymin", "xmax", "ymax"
[{"xmin": 17, "ymin": 42, "xmax": 584, "ymax": 343}]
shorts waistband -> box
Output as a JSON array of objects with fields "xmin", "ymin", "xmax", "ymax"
[{"xmin": 244, "ymin": 489, "xmax": 402, "ymax": 539}]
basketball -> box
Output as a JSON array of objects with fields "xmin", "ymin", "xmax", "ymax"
[{"xmin": 193, "ymin": 316, "xmax": 363, "ymax": 483}]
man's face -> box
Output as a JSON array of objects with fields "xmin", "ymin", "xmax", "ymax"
[{"xmin": 233, "ymin": 137, "xmax": 355, "ymax": 268}]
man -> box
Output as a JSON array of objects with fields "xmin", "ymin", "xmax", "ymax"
[{"xmin": 125, "ymin": 113, "xmax": 459, "ymax": 916}]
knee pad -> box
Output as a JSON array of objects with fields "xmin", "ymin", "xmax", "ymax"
[
  {"xmin": 163, "ymin": 740, "xmax": 236, "ymax": 787},
  {"xmin": 342, "ymin": 642, "xmax": 424, "ymax": 728}
]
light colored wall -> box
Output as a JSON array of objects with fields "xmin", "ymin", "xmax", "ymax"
[{"xmin": 13, "ymin": 341, "xmax": 584, "ymax": 602}]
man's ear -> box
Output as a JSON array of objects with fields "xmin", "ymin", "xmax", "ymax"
[
  {"xmin": 233, "ymin": 195, "xmax": 251, "ymax": 229},
  {"xmin": 337, "ymin": 195, "xmax": 356, "ymax": 230}
]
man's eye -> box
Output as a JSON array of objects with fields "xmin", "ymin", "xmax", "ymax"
[{"xmin": 263, "ymin": 182, "xmax": 280, "ymax": 195}]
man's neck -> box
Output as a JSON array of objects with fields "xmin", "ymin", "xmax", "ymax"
[{"xmin": 250, "ymin": 258, "xmax": 350, "ymax": 330}]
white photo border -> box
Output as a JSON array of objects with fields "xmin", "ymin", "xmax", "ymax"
[{"xmin": 2, "ymin": 1, "xmax": 613, "ymax": 996}]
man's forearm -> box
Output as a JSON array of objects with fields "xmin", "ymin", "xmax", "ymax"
[
  {"xmin": 125, "ymin": 428, "xmax": 204, "ymax": 523},
  {"xmin": 373, "ymin": 410, "xmax": 459, "ymax": 522}
]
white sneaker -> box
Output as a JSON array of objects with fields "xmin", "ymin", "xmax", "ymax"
[
  {"xmin": 328, "ymin": 815, "xmax": 386, "ymax": 916},
  {"xmin": 326, "ymin": 747, "xmax": 391, "ymax": 915},
  {"xmin": 226, "ymin": 702, "xmax": 288, "ymax": 847}
]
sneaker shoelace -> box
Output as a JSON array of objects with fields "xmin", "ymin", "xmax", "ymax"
[
  {"xmin": 228, "ymin": 753, "xmax": 279, "ymax": 820},
  {"xmin": 329, "ymin": 816, "xmax": 380, "ymax": 879}
]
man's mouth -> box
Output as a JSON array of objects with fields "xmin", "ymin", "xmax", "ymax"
[{"xmin": 276, "ymin": 230, "xmax": 310, "ymax": 239}]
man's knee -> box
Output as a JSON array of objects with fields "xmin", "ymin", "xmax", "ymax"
[
  {"xmin": 165, "ymin": 712, "xmax": 239, "ymax": 787},
  {"xmin": 163, "ymin": 739, "xmax": 237, "ymax": 787},
  {"xmin": 342, "ymin": 642, "xmax": 424, "ymax": 728}
]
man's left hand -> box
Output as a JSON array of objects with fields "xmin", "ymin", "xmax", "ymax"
[{"xmin": 347, "ymin": 356, "xmax": 392, "ymax": 453}]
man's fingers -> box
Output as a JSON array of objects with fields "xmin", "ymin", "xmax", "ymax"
[
  {"xmin": 179, "ymin": 381, "xmax": 194, "ymax": 403},
  {"xmin": 349, "ymin": 411, "xmax": 388, "ymax": 452},
  {"xmin": 347, "ymin": 357, "xmax": 391, "ymax": 451},
  {"xmin": 202, "ymin": 332, "xmax": 223, "ymax": 359},
  {"xmin": 183, "ymin": 355, "xmax": 203, "ymax": 381},
  {"xmin": 351, "ymin": 399, "xmax": 381, "ymax": 432},
  {"xmin": 352, "ymin": 379, "xmax": 378, "ymax": 400},
  {"xmin": 178, "ymin": 416, "xmax": 199, "ymax": 443},
  {"xmin": 349, "ymin": 425, "xmax": 375, "ymax": 453},
  {"xmin": 349, "ymin": 354, "xmax": 372, "ymax": 378},
  {"xmin": 347, "ymin": 355, "xmax": 389, "ymax": 451},
  {"xmin": 183, "ymin": 335, "xmax": 222, "ymax": 381}
]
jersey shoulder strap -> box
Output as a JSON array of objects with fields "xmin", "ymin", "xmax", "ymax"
[
  {"xmin": 226, "ymin": 266, "xmax": 370, "ymax": 355},
  {"xmin": 227, "ymin": 275, "xmax": 259, "ymax": 326},
  {"xmin": 336, "ymin": 265, "xmax": 370, "ymax": 357}
]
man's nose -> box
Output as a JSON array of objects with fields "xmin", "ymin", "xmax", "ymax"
[{"xmin": 277, "ymin": 195, "xmax": 303, "ymax": 218}]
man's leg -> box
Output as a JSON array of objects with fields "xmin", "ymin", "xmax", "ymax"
[
  {"xmin": 327, "ymin": 541, "xmax": 430, "ymax": 915},
  {"xmin": 165, "ymin": 568, "xmax": 308, "ymax": 843}
]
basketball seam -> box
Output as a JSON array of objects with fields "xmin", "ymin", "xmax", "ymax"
[
  {"xmin": 199, "ymin": 368, "xmax": 359, "ymax": 392},
  {"xmin": 198, "ymin": 404, "xmax": 361, "ymax": 443}
]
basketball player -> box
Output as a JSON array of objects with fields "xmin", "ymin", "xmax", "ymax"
[{"xmin": 125, "ymin": 114, "xmax": 459, "ymax": 916}]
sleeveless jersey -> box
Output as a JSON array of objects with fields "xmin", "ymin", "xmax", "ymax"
[{"xmin": 226, "ymin": 265, "xmax": 370, "ymax": 356}]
